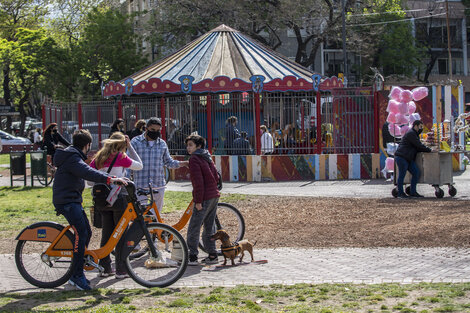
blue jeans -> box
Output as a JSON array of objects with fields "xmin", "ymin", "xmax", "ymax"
[
  {"xmin": 187, "ymin": 197, "xmax": 219, "ymax": 257},
  {"xmin": 395, "ymin": 156, "xmax": 420, "ymax": 195},
  {"xmin": 54, "ymin": 202, "xmax": 92, "ymax": 278}
]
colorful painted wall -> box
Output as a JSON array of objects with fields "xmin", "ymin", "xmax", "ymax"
[{"xmin": 171, "ymin": 153, "xmax": 382, "ymax": 182}]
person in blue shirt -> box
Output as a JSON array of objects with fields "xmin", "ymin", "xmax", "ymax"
[{"xmin": 130, "ymin": 117, "xmax": 188, "ymax": 212}]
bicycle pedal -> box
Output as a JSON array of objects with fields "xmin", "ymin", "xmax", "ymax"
[{"xmin": 85, "ymin": 258, "xmax": 104, "ymax": 272}]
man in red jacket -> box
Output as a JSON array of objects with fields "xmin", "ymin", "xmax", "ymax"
[{"xmin": 185, "ymin": 134, "xmax": 220, "ymax": 265}]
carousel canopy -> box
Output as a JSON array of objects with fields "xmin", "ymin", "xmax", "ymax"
[{"xmin": 103, "ymin": 25, "xmax": 343, "ymax": 97}]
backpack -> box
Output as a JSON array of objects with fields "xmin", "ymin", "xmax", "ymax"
[{"xmin": 91, "ymin": 154, "xmax": 119, "ymax": 208}]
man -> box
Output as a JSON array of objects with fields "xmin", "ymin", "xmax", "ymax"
[
  {"xmin": 394, "ymin": 120, "xmax": 432, "ymax": 198},
  {"xmin": 53, "ymin": 129, "xmax": 127, "ymax": 290},
  {"xmin": 224, "ymin": 116, "xmax": 240, "ymax": 155},
  {"xmin": 233, "ymin": 131, "xmax": 251, "ymax": 155},
  {"xmin": 130, "ymin": 117, "xmax": 188, "ymax": 212}
]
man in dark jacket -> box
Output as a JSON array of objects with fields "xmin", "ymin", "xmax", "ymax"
[
  {"xmin": 394, "ymin": 120, "xmax": 432, "ymax": 198},
  {"xmin": 53, "ymin": 129, "xmax": 127, "ymax": 290},
  {"xmin": 233, "ymin": 131, "xmax": 251, "ymax": 155}
]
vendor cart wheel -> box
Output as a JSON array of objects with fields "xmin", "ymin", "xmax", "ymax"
[
  {"xmin": 405, "ymin": 186, "xmax": 411, "ymax": 195},
  {"xmin": 392, "ymin": 187, "xmax": 398, "ymax": 198},
  {"xmin": 435, "ymin": 188, "xmax": 444, "ymax": 198},
  {"xmin": 448, "ymin": 186, "xmax": 457, "ymax": 197}
]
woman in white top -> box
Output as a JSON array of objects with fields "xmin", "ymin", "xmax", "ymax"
[
  {"xmin": 260, "ymin": 125, "xmax": 274, "ymax": 155},
  {"xmin": 89, "ymin": 132, "xmax": 143, "ymax": 278}
]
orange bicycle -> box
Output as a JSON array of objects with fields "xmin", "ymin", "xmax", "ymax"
[
  {"xmin": 130, "ymin": 186, "xmax": 245, "ymax": 259},
  {"xmin": 15, "ymin": 182, "xmax": 188, "ymax": 288}
]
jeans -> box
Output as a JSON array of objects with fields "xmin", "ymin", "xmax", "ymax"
[
  {"xmin": 98, "ymin": 196, "xmax": 127, "ymax": 272},
  {"xmin": 186, "ymin": 197, "xmax": 219, "ymax": 257},
  {"xmin": 395, "ymin": 156, "xmax": 420, "ymax": 195},
  {"xmin": 54, "ymin": 202, "xmax": 91, "ymax": 278}
]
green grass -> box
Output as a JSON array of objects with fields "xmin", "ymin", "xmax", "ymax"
[
  {"xmin": 0, "ymin": 153, "xmax": 31, "ymax": 165},
  {"xmin": 2, "ymin": 283, "xmax": 467, "ymax": 312},
  {"xmin": 0, "ymin": 187, "xmax": 246, "ymax": 238}
]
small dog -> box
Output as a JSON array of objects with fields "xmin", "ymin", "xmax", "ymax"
[{"xmin": 210, "ymin": 229, "xmax": 256, "ymax": 266}]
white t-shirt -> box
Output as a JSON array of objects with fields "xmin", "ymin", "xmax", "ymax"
[{"xmin": 261, "ymin": 132, "xmax": 274, "ymax": 154}]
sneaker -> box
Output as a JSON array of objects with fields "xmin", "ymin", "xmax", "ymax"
[
  {"xmin": 410, "ymin": 192, "xmax": 424, "ymax": 198},
  {"xmin": 99, "ymin": 264, "xmax": 115, "ymax": 277},
  {"xmin": 132, "ymin": 243, "xmax": 141, "ymax": 253},
  {"xmin": 202, "ymin": 255, "xmax": 218, "ymax": 264},
  {"xmin": 188, "ymin": 255, "xmax": 199, "ymax": 266},
  {"xmin": 68, "ymin": 275, "xmax": 91, "ymax": 291},
  {"xmin": 397, "ymin": 193, "xmax": 409, "ymax": 199},
  {"xmin": 115, "ymin": 271, "xmax": 130, "ymax": 279}
]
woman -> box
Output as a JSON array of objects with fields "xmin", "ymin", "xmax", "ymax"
[
  {"xmin": 184, "ymin": 134, "xmax": 220, "ymax": 266},
  {"xmin": 128, "ymin": 119, "xmax": 146, "ymax": 139},
  {"xmin": 89, "ymin": 132, "xmax": 143, "ymax": 278},
  {"xmin": 33, "ymin": 128, "xmax": 43, "ymax": 150},
  {"xmin": 43, "ymin": 123, "xmax": 71, "ymax": 158},
  {"xmin": 109, "ymin": 118, "xmax": 125, "ymax": 137},
  {"xmin": 260, "ymin": 125, "xmax": 274, "ymax": 155}
]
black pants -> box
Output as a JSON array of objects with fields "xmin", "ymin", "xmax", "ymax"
[{"xmin": 98, "ymin": 196, "xmax": 127, "ymax": 272}]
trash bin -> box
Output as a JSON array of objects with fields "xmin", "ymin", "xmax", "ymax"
[
  {"xmin": 10, "ymin": 149, "xmax": 26, "ymax": 187},
  {"xmin": 30, "ymin": 150, "xmax": 48, "ymax": 186}
]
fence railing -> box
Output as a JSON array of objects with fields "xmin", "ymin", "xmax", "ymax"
[{"xmin": 43, "ymin": 88, "xmax": 378, "ymax": 154}]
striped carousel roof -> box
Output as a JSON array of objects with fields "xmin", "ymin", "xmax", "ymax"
[{"xmin": 102, "ymin": 25, "xmax": 343, "ymax": 97}]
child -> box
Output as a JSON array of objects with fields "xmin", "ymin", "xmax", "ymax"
[{"xmin": 185, "ymin": 135, "xmax": 220, "ymax": 265}]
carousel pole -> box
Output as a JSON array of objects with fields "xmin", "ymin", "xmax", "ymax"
[
  {"xmin": 77, "ymin": 100, "xmax": 83, "ymax": 129},
  {"xmin": 255, "ymin": 92, "xmax": 261, "ymax": 155},
  {"xmin": 117, "ymin": 97, "xmax": 123, "ymax": 119},
  {"xmin": 97, "ymin": 106, "xmax": 102, "ymax": 149},
  {"xmin": 207, "ymin": 94, "xmax": 213, "ymax": 153},
  {"xmin": 160, "ymin": 96, "xmax": 166, "ymax": 140},
  {"xmin": 316, "ymin": 91, "xmax": 322, "ymax": 153}
]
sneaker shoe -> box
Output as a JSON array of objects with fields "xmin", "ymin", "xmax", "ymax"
[
  {"xmin": 115, "ymin": 271, "xmax": 130, "ymax": 279},
  {"xmin": 132, "ymin": 243, "xmax": 141, "ymax": 253},
  {"xmin": 397, "ymin": 193, "xmax": 409, "ymax": 199},
  {"xmin": 202, "ymin": 255, "xmax": 218, "ymax": 264},
  {"xmin": 68, "ymin": 275, "xmax": 91, "ymax": 291},
  {"xmin": 410, "ymin": 192, "xmax": 424, "ymax": 198},
  {"xmin": 99, "ymin": 264, "xmax": 115, "ymax": 277},
  {"xmin": 188, "ymin": 255, "xmax": 199, "ymax": 266}
]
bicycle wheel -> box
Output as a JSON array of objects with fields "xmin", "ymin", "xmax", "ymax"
[
  {"xmin": 128, "ymin": 232, "xmax": 157, "ymax": 260},
  {"xmin": 199, "ymin": 202, "xmax": 245, "ymax": 254},
  {"xmin": 36, "ymin": 164, "xmax": 55, "ymax": 186},
  {"xmin": 125, "ymin": 223, "xmax": 188, "ymax": 288},
  {"xmin": 15, "ymin": 229, "xmax": 74, "ymax": 288}
]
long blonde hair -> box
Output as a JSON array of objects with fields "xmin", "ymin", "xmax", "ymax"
[{"xmin": 93, "ymin": 133, "xmax": 127, "ymax": 169}]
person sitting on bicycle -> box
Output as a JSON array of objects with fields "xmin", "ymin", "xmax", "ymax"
[
  {"xmin": 89, "ymin": 133, "xmax": 143, "ymax": 279},
  {"xmin": 43, "ymin": 123, "xmax": 71, "ymax": 159},
  {"xmin": 185, "ymin": 134, "xmax": 220, "ymax": 266},
  {"xmin": 130, "ymin": 117, "xmax": 188, "ymax": 213},
  {"xmin": 53, "ymin": 129, "xmax": 127, "ymax": 290}
]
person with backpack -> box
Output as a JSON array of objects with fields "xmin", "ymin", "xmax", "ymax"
[
  {"xmin": 89, "ymin": 132, "xmax": 143, "ymax": 279},
  {"xmin": 184, "ymin": 134, "xmax": 220, "ymax": 266}
]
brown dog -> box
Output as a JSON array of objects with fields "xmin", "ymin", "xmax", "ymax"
[{"xmin": 210, "ymin": 229, "xmax": 256, "ymax": 266}]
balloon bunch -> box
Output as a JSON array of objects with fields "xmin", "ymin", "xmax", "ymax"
[
  {"xmin": 453, "ymin": 112, "xmax": 470, "ymax": 133},
  {"xmin": 386, "ymin": 86, "xmax": 428, "ymax": 138}
]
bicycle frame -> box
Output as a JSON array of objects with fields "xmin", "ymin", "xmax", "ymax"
[{"xmin": 144, "ymin": 198, "xmax": 195, "ymax": 232}]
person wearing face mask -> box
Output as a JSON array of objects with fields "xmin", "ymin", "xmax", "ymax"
[
  {"xmin": 394, "ymin": 120, "xmax": 432, "ymax": 198},
  {"xmin": 43, "ymin": 123, "xmax": 71, "ymax": 158},
  {"xmin": 52, "ymin": 129, "xmax": 128, "ymax": 290},
  {"xmin": 110, "ymin": 119, "xmax": 125, "ymax": 137},
  {"xmin": 130, "ymin": 117, "xmax": 189, "ymax": 212}
]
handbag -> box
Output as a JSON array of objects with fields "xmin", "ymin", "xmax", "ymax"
[
  {"xmin": 90, "ymin": 205, "xmax": 102, "ymax": 228},
  {"xmin": 92, "ymin": 154, "xmax": 119, "ymax": 210}
]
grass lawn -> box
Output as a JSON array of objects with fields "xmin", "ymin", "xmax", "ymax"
[
  {"xmin": 0, "ymin": 153, "xmax": 31, "ymax": 165},
  {"xmin": 1, "ymin": 282, "xmax": 470, "ymax": 312},
  {"xmin": 0, "ymin": 186, "xmax": 245, "ymax": 238}
]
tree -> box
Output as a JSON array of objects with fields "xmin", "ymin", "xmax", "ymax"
[{"xmin": 0, "ymin": 27, "xmax": 61, "ymax": 135}]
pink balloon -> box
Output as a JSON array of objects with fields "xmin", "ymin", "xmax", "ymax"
[
  {"xmin": 387, "ymin": 113, "xmax": 397, "ymax": 124},
  {"xmin": 412, "ymin": 87, "xmax": 428, "ymax": 101},
  {"xmin": 400, "ymin": 124, "xmax": 410, "ymax": 136},
  {"xmin": 395, "ymin": 113, "xmax": 410, "ymax": 125},
  {"xmin": 397, "ymin": 102, "xmax": 409, "ymax": 115},
  {"xmin": 389, "ymin": 86, "xmax": 404, "ymax": 101},
  {"xmin": 408, "ymin": 101, "xmax": 416, "ymax": 114},
  {"xmin": 388, "ymin": 123, "xmax": 402, "ymax": 137},
  {"xmin": 386, "ymin": 100, "xmax": 400, "ymax": 113},
  {"xmin": 400, "ymin": 89, "xmax": 413, "ymax": 103},
  {"xmin": 385, "ymin": 157, "xmax": 394, "ymax": 171},
  {"xmin": 411, "ymin": 112, "xmax": 421, "ymax": 122}
]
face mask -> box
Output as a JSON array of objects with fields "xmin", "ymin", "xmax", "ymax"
[
  {"xmin": 147, "ymin": 130, "xmax": 160, "ymax": 140},
  {"xmin": 417, "ymin": 129, "xmax": 423, "ymax": 135},
  {"xmin": 52, "ymin": 129, "xmax": 58, "ymax": 133}
]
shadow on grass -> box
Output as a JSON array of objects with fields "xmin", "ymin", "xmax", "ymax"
[{"xmin": 0, "ymin": 286, "xmax": 179, "ymax": 312}]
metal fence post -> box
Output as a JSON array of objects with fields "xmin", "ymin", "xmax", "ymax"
[
  {"xmin": 374, "ymin": 91, "xmax": 379, "ymax": 153},
  {"xmin": 207, "ymin": 94, "xmax": 213, "ymax": 153},
  {"xmin": 316, "ymin": 91, "xmax": 322, "ymax": 153},
  {"xmin": 117, "ymin": 99, "xmax": 123, "ymax": 119},
  {"xmin": 160, "ymin": 96, "xmax": 166, "ymax": 140},
  {"xmin": 98, "ymin": 106, "xmax": 102, "ymax": 148},
  {"xmin": 255, "ymin": 92, "xmax": 261, "ymax": 155},
  {"xmin": 78, "ymin": 101, "xmax": 83, "ymax": 129},
  {"xmin": 42, "ymin": 104, "xmax": 46, "ymax": 130}
]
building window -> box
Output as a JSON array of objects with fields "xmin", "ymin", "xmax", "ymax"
[{"xmin": 438, "ymin": 59, "xmax": 448, "ymax": 75}]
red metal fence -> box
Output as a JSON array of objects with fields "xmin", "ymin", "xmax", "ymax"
[{"xmin": 43, "ymin": 88, "xmax": 378, "ymax": 154}]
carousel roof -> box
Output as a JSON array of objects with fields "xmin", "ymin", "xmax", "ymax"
[{"xmin": 103, "ymin": 25, "xmax": 343, "ymax": 97}]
